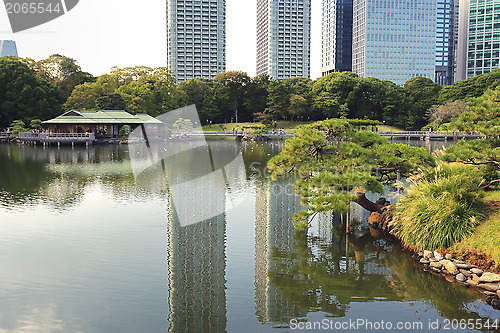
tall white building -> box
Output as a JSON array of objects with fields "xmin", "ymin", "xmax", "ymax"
[
  {"xmin": 167, "ymin": 0, "xmax": 226, "ymax": 83},
  {"xmin": 352, "ymin": 0, "xmax": 437, "ymax": 85},
  {"xmin": 256, "ymin": 0, "xmax": 312, "ymax": 79},
  {"xmin": 0, "ymin": 40, "xmax": 17, "ymax": 57}
]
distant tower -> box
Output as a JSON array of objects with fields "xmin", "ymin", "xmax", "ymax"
[
  {"xmin": 321, "ymin": 0, "xmax": 353, "ymax": 76},
  {"xmin": 465, "ymin": 0, "xmax": 500, "ymax": 78},
  {"xmin": 352, "ymin": 0, "xmax": 436, "ymax": 85},
  {"xmin": 256, "ymin": 0, "xmax": 312, "ymax": 79},
  {"xmin": 0, "ymin": 41, "xmax": 18, "ymax": 57},
  {"xmin": 435, "ymin": 0, "xmax": 459, "ymax": 85},
  {"xmin": 167, "ymin": 0, "xmax": 226, "ymax": 83}
]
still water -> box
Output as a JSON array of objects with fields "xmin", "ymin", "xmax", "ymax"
[{"xmin": 0, "ymin": 140, "xmax": 498, "ymax": 333}]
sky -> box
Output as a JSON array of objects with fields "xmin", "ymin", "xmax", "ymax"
[{"xmin": 0, "ymin": 0, "xmax": 322, "ymax": 79}]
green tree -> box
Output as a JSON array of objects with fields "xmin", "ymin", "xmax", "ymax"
[
  {"xmin": 214, "ymin": 71, "xmax": 251, "ymax": 123},
  {"xmin": 438, "ymin": 69, "xmax": 500, "ymax": 104},
  {"xmin": 268, "ymin": 119, "xmax": 434, "ymax": 230},
  {"xmin": 30, "ymin": 54, "xmax": 96, "ymax": 101},
  {"xmin": 0, "ymin": 57, "xmax": 61, "ymax": 127},
  {"xmin": 265, "ymin": 79, "xmax": 294, "ymax": 120},
  {"xmin": 95, "ymin": 93, "xmax": 128, "ymax": 110},
  {"xmin": 65, "ymin": 66, "xmax": 179, "ymax": 116},
  {"xmin": 9, "ymin": 120, "xmax": 27, "ymax": 137},
  {"xmin": 176, "ymin": 78, "xmax": 219, "ymax": 124},
  {"xmin": 30, "ymin": 119, "xmax": 43, "ymax": 130},
  {"xmin": 454, "ymin": 86, "xmax": 500, "ymax": 137},
  {"xmin": 288, "ymin": 94, "xmax": 308, "ymax": 121},
  {"xmin": 403, "ymin": 77, "xmax": 441, "ymax": 110}
]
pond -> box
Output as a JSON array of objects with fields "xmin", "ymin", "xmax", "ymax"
[{"xmin": 0, "ymin": 140, "xmax": 498, "ymax": 333}]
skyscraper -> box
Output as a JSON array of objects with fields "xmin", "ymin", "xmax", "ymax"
[
  {"xmin": 352, "ymin": 0, "xmax": 436, "ymax": 85},
  {"xmin": 465, "ymin": 0, "xmax": 500, "ymax": 77},
  {"xmin": 321, "ymin": 0, "xmax": 353, "ymax": 76},
  {"xmin": 256, "ymin": 0, "xmax": 312, "ymax": 79},
  {"xmin": 167, "ymin": 0, "xmax": 226, "ymax": 83},
  {"xmin": 435, "ymin": 0, "xmax": 459, "ymax": 85},
  {"xmin": 0, "ymin": 40, "xmax": 17, "ymax": 57},
  {"xmin": 455, "ymin": 0, "xmax": 470, "ymax": 81}
]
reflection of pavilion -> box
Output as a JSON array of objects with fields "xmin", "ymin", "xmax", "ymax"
[
  {"xmin": 254, "ymin": 178, "xmax": 305, "ymax": 325},
  {"xmin": 167, "ymin": 202, "xmax": 227, "ymax": 332}
]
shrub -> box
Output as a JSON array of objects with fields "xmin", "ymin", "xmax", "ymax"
[{"xmin": 391, "ymin": 163, "xmax": 485, "ymax": 251}]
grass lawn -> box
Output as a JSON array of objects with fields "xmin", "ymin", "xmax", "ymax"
[
  {"xmin": 378, "ymin": 125, "xmax": 405, "ymax": 132},
  {"xmin": 452, "ymin": 190, "xmax": 500, "ymax": 265}
]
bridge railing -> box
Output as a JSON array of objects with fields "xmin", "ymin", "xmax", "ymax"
[{"xmin": 19, "ymin": 132, "xmax": 95, "ymax": 141}]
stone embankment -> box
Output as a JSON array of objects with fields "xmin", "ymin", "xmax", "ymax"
[
  {"xmin": 414, "ymin": 251, "xmax": 500, "ymax": 310},
  {"xmin": 368, "ymin": 209, "xmax": 500, "ymax": 310}
]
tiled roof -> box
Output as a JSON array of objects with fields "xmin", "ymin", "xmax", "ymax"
[{"xmin": 43, "ymin": 110, "xmax": 163, "ymax": 125}]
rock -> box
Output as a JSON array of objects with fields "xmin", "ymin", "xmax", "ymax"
[
  {"xmin": 445, "ymin": 253, "xmax": 453, "ymax": 260},
  {"xmin": 423, "ymin": 250, "xmax": 433, "ymax": 259},
  {"xmin": 459, "ymin": 269, "xmax": 472, "ymax": 278},
  {"xmin": 430, "ymin": 261, "xmax": 443, "ymax": 269},
  {"xmin": 445, "ymin": 261, "xmax": 459, "ymax": 275},
  {"xmin": 470, "ymin": 268, "xmax": 483, "ymax": 276},
  {"xmin": 439, "ymin": 259, "xmax": 450, "ymax": 266},
  {"xmin": 497, "ymin": 290, "xmax": 500, "ymax": 298},
  {"xmin": 368, "ymin": 212, "xmax": 382, "ymax": 225},
  {"xmin": 455, "ymin": 263, "xmax": 472, "ymax": 270},
  {"xmin": 479, "ymin": 272, "xmax": 500, "ymax": 283},
  {"xmin": 477, "ymin": 282, "xmax": 500, "ymax": 292},
  {"xmin": 456, "ymin": 273, "xmax": 467, "ymax": 282},
  {"xmin": 429, "ymin": 258, "xmax": 438, "ymax": 263},
  {"xmin": 484, "ymin": 291, "xmax": 496, "ymax": 296},
  {"xmin": 472, "ymin": 274, "xmax": 481, "ymax": 283},
  {"xmin": 420, "ymin": 258, "xmax": 430, "ymax": 264},
  {"xmin": 434, "ymin": 251, "xmax": 443, "ymax": 261},
  {"xmin": 467, "ymin": 279, "xmax": 479, "ymax": 286}
]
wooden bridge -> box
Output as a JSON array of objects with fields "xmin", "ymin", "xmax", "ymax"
[
  {"xmin": 377, "ymin": 131, "xmax": 483, "ymax": 140},
  {"xmin": 175, "ymin": 130, "xmax": 482, "ymax": 140},
  {"xmin": 0, "ymin": 132, "xmax": 11, "ymax": 141}
]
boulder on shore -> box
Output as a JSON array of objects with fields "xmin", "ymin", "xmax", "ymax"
[{"xmin": 479, "ymin": 272, "xmax": 500, "ymax": 283}]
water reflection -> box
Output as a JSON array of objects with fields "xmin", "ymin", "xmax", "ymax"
[
  {"xmin": 168, "ymin": 208, "xmax": 227, "ymax": 333},
  {"xmin": 0, "ymin": 141, "xmax": 499, "ymax": 333}
]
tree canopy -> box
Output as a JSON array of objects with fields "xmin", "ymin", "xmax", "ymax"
[
  {"xmin": 267, "ymin": 119, "xmax": 434, "ymax": 229},
  {"xmin": 0, "ymin": 57, "xmax": 61, "ymax": 127}
]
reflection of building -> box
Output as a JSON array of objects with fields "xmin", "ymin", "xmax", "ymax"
[
  {"xmin": 256, "ymin": 0, "xmax": 312, "ymax": 79},
  {"xmin": 0, "ymin": 40, "xmax": 17, "ymax": 57},
  {"xmin": 167, "ymin": 0, "xmax": 226, "ymax": 83},
  {"xmin": 167, "ymin": 202, "xmax": 226, "ymax": 332},
  {"xmin": 352, "ymin": 0, "xmax": 436, "ymax": 85},
  {"xmin": 254, "ymin": 178, "xmax": 305, "ymax": 324}
]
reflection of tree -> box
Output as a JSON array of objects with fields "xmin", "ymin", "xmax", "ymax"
[
  {"xmin": 0, "ymin": 146, "xmax": 53, "ymax": 205},
  {"xmin": 268, "ymin": 229, "xmax": 403, "ymax": 317},
  {"xmin": 382, "ymin": 244, "xmax": 486, "ymax": 321}
]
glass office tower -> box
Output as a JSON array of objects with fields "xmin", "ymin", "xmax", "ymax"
[
  {"xmin": 435, "ymin": 0, "xmax": 458, "ymax": 85},
  {"xmin": 466, "ymin": 0, "xmax": 500, "ymax": 77},
  {"xmin": 352, "ymin": 0, "xmax": 436, "ymax": 85},
  {"xmin": 321, "ymin": 0, "xmax": 353, "ymax": 76},
  {"xmin": 167, "ymin": 0, "xmax": 226, "ymax": 83},
  {"xmin": 0, "ymin": 40, "xmax": 17, "ymax": 57},
  {"xmin": 256, "ymin": 0, "xmax": 312, "ymax": 79}
]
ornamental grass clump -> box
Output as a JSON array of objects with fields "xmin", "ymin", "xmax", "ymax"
[{"xmin": 392, "ymin": 163, "xmax": 485, "ymax": 251}]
